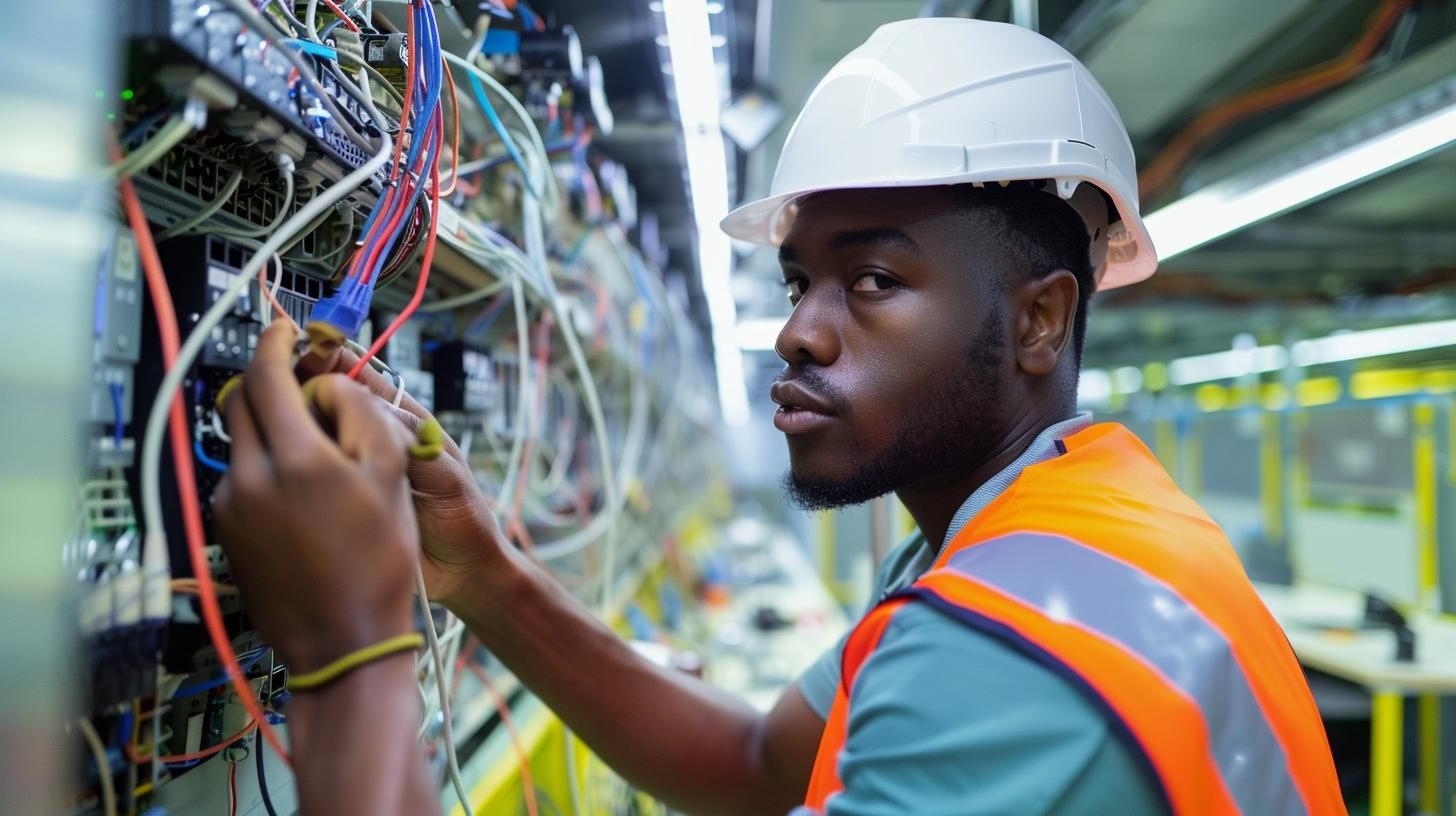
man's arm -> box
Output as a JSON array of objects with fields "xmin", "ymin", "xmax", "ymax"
[
  {"xmin": 285, "ymin": 654, "xmax": 437, "ymax": 814},
  {"xmin": 216, "ymin": 324, "xmax": 439, "ymax": 815},
  {"xmin": 300, "ymin": 344, "xmax": 828, "ymax": 815},
  {"xmin": 450, "ymin": 535, "xmax": 826, "ymax": 815}
]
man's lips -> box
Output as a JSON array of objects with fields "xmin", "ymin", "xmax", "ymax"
[{"xmin": 770, "ymin": 380, "xmax": 837, "ymax": 434}]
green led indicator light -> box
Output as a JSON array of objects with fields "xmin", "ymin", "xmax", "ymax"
[{"xmin": 121, "ymin": 89, "xmax": 135, "ymax": 101}]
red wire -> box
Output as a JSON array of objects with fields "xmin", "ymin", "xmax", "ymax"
[
  {"xmin": 111, "ymin": 134, "xmax": 291, "ymax": 768},
  {"xmin": 228, "ymin": 758, "xmax": 239, "ymax": 816},
  {"xmin": 385, "ymin": 0, "xmax": 418, "ymax": 187},
  {"xmin": 319, "ymin": 0, "xmax": 361, "ymax": 32},
  {"xmin": 349, "ymin": 129, "xmax": 442, "ymax": 379},
  {"xmin": 356, "ymin": 110, "xmax": 436, "ymax": 285},
  {"xmin": 357, "ymin": 114, "xmax": 438, "ymax": 285}
]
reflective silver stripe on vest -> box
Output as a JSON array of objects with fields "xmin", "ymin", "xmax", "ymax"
[{"xmin": 944, "ymin": 533, "xmax": 1306, "ymax": 816}]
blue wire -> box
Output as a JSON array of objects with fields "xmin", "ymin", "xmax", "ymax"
[
  {"xmin": 109, "ymin": 382, "xmax": 125, "ymax": 446},
  {"xmin": 193, "ymin": 438, "xmax": 229, "ymax": 473},
  {"xmin": 355, "ymin": 0, "xmax": 445, "ymax": 283},
  {"xmin": 172, "ymin": 650, "xmax": 268, "ymax": 699},
  {"xmin": 464, "ymin": 291, "xmax": 512, "ymax": 340},
  {"xmin": 467, "ymin": 72, "xmax": 540, "ymax": 199},
  {"xmin": 517, "ymin": 2, "xmax": 540, "ymax": 31}
]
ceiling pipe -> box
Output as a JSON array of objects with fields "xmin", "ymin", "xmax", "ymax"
[{"xmin": 1012, "ymin": 0, "xmax": 1039, "ymax": 31}]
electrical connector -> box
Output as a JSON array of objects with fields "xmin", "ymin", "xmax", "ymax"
[{"xmin": 306, "ymin": 275, "xmax": 375, "ymax": 356}]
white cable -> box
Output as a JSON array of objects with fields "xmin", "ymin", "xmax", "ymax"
[
  {"xmin": 113, "ymin": 115, "xmax": 195, "ymax": 179},
  {"xmin": 211, "ymin": 409, "xmax": 232, "ymax": 444},
  {"xmin": 415, "ymin": 561, "xmax": 475, "ymax": 816},
  {"xmin": 497, "ymin": 268, "xmax": 532, "ymax": 510},
  {"xmin": 445, "ymin": 52, "xmax": 560, "ymax": 216},
  {"xmin": 77, "ymin": 718, "xmax": 118, "ymax": 816},
  {"xmin": 212, "ymin": 163, "xmax": 296, "ymax": 240},
  {"xmin": 258, "ymin": 252, "xmax": 287, "ymax": 331},
  {"xmin": 391, "ymin": 368, "xmax": 407, "ymax": 409},
  {"xmin": 564, "ymin": 726, "xmax": 584, "ymax": 816},
  {"xmin": 416, "ymin": 277, "xmax": 510, "ymax": 313},
  {"xmin": 138, "ymin": 132, "xmax": 392, "ymax": 591}
]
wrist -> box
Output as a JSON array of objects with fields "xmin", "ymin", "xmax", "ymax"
[
  {"xmin": 286, "ymin": 649, "xmax": 418, "ymax": 749},
  {"xmin": 281, "ymin": 601, "xmax": 415, "ymax": 675}
]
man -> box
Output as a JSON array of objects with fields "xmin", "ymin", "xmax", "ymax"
[{"xmin": 216, "ymin": 18, "xmax": 1345, "ymax": 815}]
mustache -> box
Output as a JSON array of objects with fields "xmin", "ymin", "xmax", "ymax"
[{"xmin": 774, "ymin": 366, "xmax": 846, "ymax": 409}]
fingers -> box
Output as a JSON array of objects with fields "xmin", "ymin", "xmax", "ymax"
[
  {"xmin": 244, "ymin": 322, "xmax": 328, "ymax": 455},
  {"xmin": 303, "ymin": 340, "xmax": 430, "ymax": 421},
  {"xmin": 222, "ymin": 381, "xmax": 270, "ymax": 488},
  {"xmin": 307, "ymin": 374, "xmax": 414, "ymax": 478},
  {"xmin": 294, "ymin": 343, "xmax": 346, "ymax": 380}
]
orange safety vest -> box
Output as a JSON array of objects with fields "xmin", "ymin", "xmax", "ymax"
[{"xmin": 803, "ymin": 423, "xmax": 1345, "ymax": 815}]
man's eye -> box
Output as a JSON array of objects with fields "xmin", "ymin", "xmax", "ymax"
[
  {"xmin": 851, "ymin": 272, "xmax": 899, "ymax": 293},
  {"xmin": 786, "ymin": 279, "xmax": 807, "ymax": 306}
]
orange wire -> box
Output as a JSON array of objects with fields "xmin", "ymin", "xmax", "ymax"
[
  {"xmin": 439, "ymin": 60, "xmax": 462, "ymax": 197},
  {"xmin": 256, "ymin": 262, "xmax": 299, "ymax": 332},
  {"xmin": 128, "ymin": 719, "xmax": 258, "ymax": 765},
  {"xmin": 111, "ymin": 132, "xmax": 291, "ymax": 768},
  {"xmin": 1139, "ymin": 0, "xmax": 1411, "ymax": 200},
  {"xmin": 171, "ymin": 579, "xmax": 240, "ymax": 595},
  {"xmin": 466, "ymin": 662, "xmax": 540, "ymax": 816}
]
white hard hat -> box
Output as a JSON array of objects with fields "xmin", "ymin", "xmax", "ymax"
[{"xmin": 720, "ymin": 18, "xmax": 1157, "ymax": 289}]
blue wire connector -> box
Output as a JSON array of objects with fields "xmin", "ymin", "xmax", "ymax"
[{"xmin": 307, "ymin": 274, "xmax": 375, "ymax": 343}]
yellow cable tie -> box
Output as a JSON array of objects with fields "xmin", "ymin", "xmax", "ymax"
[
  {"xmin": 303, "ymin": 320, "xmax": 347, "ymax": 359},
  {"xmin": 409, "ymin": 416, "xmax": 445, "ymax": 461},
  {"xmin": 286, "ymin": 633, "xmax": 424, "ymax": 692},
  {"xmin": 214, "ymin": 374, "xmax": 245, "ymax": 414}
]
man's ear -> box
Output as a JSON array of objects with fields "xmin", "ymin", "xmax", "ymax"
[{"xmin": 1013, "ymin": 270, "xmax": 1078, "ymax": 377}]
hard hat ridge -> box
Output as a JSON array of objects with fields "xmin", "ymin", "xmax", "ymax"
[{"xmin": 721, "ymin": 17, "xmax": 1157, "ymax": 290}]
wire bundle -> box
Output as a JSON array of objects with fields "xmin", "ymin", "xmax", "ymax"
[{"xmin": 312, "ymin": 0, "xmax": 444, "ymax": 354}]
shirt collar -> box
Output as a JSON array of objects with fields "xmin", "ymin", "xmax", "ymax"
[{"xmin": 940, "ymin": 412, "xmax": 1093, "ymax": 548}]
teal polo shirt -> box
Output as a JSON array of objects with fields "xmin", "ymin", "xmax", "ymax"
[{"xmin": 797, "ymin": 415, "xmax": 1167, "ymax": 815}]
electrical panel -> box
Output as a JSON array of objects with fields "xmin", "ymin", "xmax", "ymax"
[{"xmin": 70, "ymin": 2, "xmax": 720, "ymax": 814}]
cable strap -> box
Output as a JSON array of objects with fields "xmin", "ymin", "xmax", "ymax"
[{"xmin": 287, "ymin": 633, "xmax": 424, "ymax": 692}]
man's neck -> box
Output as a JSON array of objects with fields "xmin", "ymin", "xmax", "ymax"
[{"xmin": 896, "ymin": 404, "xmax": 1072, "ymax": 548}]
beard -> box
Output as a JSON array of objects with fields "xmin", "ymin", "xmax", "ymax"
[{"xmin": 783, "ymin": 309, "xmax": 1009, "ymax": 512}]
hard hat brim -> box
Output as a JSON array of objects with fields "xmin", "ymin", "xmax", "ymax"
[{"xmin": 721, "ymin": 177, "xmax": 1157, "ymax": 291}]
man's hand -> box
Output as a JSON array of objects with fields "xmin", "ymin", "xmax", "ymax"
[
  {"xmin": 214, "ymin": 323, "xmax": 421, "ymax": 672},
  {"xmin": 295, "ymin": 340, "xmax": 511, "ymax": 608},
  {"xmin": 214, "ymin": 323, "xmax": 442, "ymax": 815}
]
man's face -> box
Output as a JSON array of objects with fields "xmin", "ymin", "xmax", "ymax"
[{"xmin": 772, "ymin": 187, "xmax": 1018, "ymax": 510}]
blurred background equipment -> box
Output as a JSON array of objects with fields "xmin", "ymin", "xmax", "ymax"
[{"xmin": 16, "ymin": 1, "xmax": 1456, "ymax": 815}]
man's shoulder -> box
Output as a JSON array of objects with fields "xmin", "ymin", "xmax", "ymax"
[{"xmin": 840, "ymin": 598, "xmax": 1168, "ymax": 815}]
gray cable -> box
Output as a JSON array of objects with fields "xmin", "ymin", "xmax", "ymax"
[{"xmin": 155, "ymin": 168, "xmax": 244, "ymax": 240}]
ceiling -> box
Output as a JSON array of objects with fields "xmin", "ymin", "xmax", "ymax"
[{"xmin": 524, "ymin": 0, "xmax": 1456, "ymax": 405}]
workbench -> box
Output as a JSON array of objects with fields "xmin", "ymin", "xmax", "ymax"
[{"xmin": 1259, "ymin": 582, "xmax": 1456, "ymax": 816}]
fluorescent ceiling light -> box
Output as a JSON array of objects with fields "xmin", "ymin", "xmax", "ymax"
[
  {"xmin": 1169, "ymin": 344, "xmax": 1287, "ymax": 385},
  {"xmin": 736, "ymin": 317, "xmax": 784, "ymax": 351},
  {"xmin": 1078, "ymin": 369, "xmax": 1113, "ymax": 405},
  {"xmin": 1112, "ymin": 366, "xmax": 1143, "ymax": 394},
  {"xmin": 1293, "ymin": 319, "xmax": 1456, "ymax": 367},
  {"xmin": 662, "ymin": 0, "xmax": 750, "ymax": 425},
  {"xmin": 1145, "ymin": 99, "xmax": 1456, "ymax": 261}
]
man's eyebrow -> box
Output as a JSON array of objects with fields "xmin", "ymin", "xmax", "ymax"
[{"xmin": 827, "ymin": 227, "xmax": 919, "ymax": 254}]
